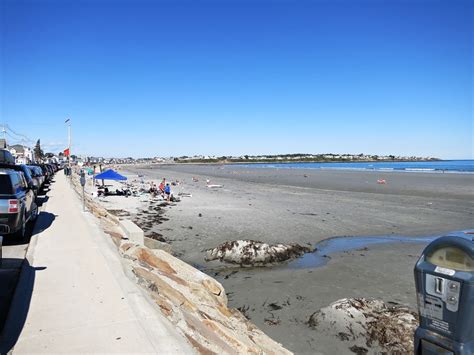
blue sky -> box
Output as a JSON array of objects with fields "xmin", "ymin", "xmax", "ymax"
[{"xmin": 1, "ymin": 0, "xmax": 472, "ymax": 158}]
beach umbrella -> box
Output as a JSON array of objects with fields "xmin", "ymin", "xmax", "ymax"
[{"xmin": 94, "ymin": 169, "xmax": 127, "ymax": 185}]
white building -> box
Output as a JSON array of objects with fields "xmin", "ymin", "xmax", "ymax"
[{"xmin": 9, "ymin": 144, "xmax": 34, "ymax": 164}]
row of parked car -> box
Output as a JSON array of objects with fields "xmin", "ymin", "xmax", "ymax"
[{"xmin": 0, "ymin": 149, "xmax": 61, "ymax": 238}]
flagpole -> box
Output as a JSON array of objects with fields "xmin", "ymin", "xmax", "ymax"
[{"xmin": 65, "ymin": 118, "xmax": 71, "ymax": 171}]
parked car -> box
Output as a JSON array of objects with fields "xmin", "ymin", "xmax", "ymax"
[
  {"xmin": 45, "ymin": 165, "xmax": 54, "ymax": 181},
  {"xmin": 28, "ymin": 165, "xmax": 45, "ymax": 189},
  {"xmin": 32, "ymin": 164, "xmax": 52, "ymax": 182},
  {"xmin": 0, "ymin": 168, "xmax": 38, "ymax": 238},
  {"xmin": 0, "ymin": 163, "xmax": 37, "ymax": 193},
  {"xmin": 0, "ymin": 149, "xmax": 15, "ymax": 165},
  {"xmin": 46, "ymin": 164, "xmax": 55, "ymax": 176}
]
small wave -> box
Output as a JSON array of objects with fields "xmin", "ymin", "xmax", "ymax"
[
  {"xmin": 319, "ymin": 167, "xmax": 367, "ymax": 171},
  {"xmin": 405, "ymin": 168, "xmax": 435, "ymax": 171}
]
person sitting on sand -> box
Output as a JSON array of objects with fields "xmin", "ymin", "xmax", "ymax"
[
  {"xmin": 148, "ymin": 182, "xmax": 155, "ymax": 194},
  {"xmin": 164, "ymin": 183, "xmax": 171, "ymax": 202}
]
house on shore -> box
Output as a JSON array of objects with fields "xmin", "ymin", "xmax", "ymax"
[{"xmin": 8, "ymin": 144, "xmax": 34, "ymax": 164}]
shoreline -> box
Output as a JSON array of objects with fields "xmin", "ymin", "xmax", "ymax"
[{"xmin": 133, "ymin": 159, "xmax": 473, "ymax": 174}]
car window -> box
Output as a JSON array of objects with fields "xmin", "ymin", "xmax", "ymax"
[
  {"xmin": 18, "ymin": 176, "xmax": 26, "ymax": 191},
  {"xmin": 21, "ymin": 166, "xmax": 32, "ymax": 181},
  {"xmin": 10, "ymin": 172, "xmax": 22, "ymax": 193},
  {"xmin": 0, "ymin": 175, "xmax": 14, "ymax": 194},
  {"xmin": 17, "ymin": 172, "xmax": 27, "ymax": 190}
]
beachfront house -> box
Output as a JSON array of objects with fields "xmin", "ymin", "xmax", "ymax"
[{"xmin": 9, "ymin": 144, "xmax": 34, "ymax": 164}]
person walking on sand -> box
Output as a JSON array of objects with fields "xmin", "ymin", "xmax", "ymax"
[{"xmin": 164, "ymin": 183, "xmax": 171, "ymax": 202}]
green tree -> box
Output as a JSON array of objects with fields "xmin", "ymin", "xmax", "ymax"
[{"xmin": 34, "ymin": 139, "xmax": 44, "ymax": 161}]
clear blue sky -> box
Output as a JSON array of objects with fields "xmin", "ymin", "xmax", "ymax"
[{"xmin": 1, "ymin": 0, "xmax": 472, "ymax": 159}]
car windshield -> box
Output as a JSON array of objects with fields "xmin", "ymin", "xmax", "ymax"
[{"xmin": 0, "ymin": 175, "xmax": 13, "ymax": 194}]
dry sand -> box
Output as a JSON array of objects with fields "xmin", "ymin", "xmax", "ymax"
[{"xmin": 106, "ymin": 164, "xmax": 472, "ymax": 354}]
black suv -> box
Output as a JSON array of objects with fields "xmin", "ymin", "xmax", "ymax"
[
  {"xmin": 0, "ymin": 163, "xmax": 38, "ymax": 196},
  {"xmin": 0, "ymin": 169, "xmax": 38, "ymax": 238}
]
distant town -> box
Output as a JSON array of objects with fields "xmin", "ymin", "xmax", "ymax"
[
  {"xmin": 171, "ymin": 153, "xmax": 440, "ymax": 164},
  {"xmin": 1, "ymin": 139, "xmax": 439, "ymax": 166}
]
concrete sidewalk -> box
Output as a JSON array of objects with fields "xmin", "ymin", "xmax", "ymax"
[{"xmin": 8, "ymin": 173, "xmax": 192, "ymax": 354}]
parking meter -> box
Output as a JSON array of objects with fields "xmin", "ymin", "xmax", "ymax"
[
  {"xmin": 414, "ymin": 234, "xmax": 474, "ymax": 354},
  {"xmin": 80, "ymin": 171, "xmax": 86, "ymax": 211},
  {"xmin": 80, "ymin": 170, "xmax": 86, "ymax": 187}
]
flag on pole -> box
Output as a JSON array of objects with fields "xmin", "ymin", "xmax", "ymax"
[{"xmin": 64, "ymin": 148, "xmax": 70, "ymax": 156}]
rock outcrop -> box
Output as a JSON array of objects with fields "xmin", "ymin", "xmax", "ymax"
[
  {"xmin": 205, "ymin": 240, "xmax": 312, "ymax": 266},
  {"xmin": 308, "ymin": 298, "xmax": 418, "ymax": 354},
  {"xmin": 120, "ymin": 242, "xmax": 292, "ymax": 354}
]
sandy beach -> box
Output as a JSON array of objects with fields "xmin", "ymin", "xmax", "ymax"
[{"xmin": 101, "ymin": 164, "xmax": 472, "ymax": 354}]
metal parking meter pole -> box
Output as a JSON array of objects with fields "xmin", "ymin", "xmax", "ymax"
[
  {"xmin": 414, "ymin": 234, "xmax": 474, "ymax": 354},
  {"xmin": 80, "ymin": 170, "xmax": 86, "ymax": 212}
]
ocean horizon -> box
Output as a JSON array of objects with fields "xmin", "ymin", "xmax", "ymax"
[{"xmin": 230, "ymin": 160, "xmax": 474, "ymax": 173}]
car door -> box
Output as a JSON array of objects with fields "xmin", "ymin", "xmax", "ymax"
[
  {"xmin": 18, "ymin": 172, "xmax": 34, "ymax": 219},
  {"xmin": 11, "ymin": 172, "xmax": 27, "ymax": 217}
]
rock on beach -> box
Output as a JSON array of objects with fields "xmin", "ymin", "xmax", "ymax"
[
  {"xmin": 308, "ymin": 298, "xmax": 418, "ymax": 354},
  {"xmin": 205, "ymin": 240, "xmax": 312, "ymax": 266}
]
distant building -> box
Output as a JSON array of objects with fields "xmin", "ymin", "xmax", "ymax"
[
  {"xmin": 8, "ymin": 144, "xmax": 34, "ymax": 164},
  {"xmin": 0, "ymin": 139, "xmax": 6, "ymax": 149}
]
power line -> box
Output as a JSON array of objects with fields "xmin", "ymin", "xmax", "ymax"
[
  {"xmin": 1, "ymin": 123, "xmax": 35, "ymax": 145},
  {"xmin": 4, "ymin": 124, "xmax": 35, "ymax": 143},
  {"xmin": 5, "ymin": 132, "xmax": 25, "ymax": 144}
]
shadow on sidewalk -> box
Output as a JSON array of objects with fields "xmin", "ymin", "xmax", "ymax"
[
  {"xmin": 31, "ymin": 212, "xmax": 56, "ymax": 236},
  {"xmin": 2, "ymin": 212, "xmax": 56, "ymax": 247},
  {"xmin": 0, "ymin": 259, "xmax": 45, "ymax": 353}
]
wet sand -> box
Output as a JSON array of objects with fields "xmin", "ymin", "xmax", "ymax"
[{"xmin": 122, "ymin": 164, "xmax": 473, "ymax": 354}]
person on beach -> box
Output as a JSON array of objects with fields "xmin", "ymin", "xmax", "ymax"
[
  {"xmin": 159, "ymin": 178, "xmax": 166, "ymax": 195},
  {"xmin": 164, "ymin": 183, "xmax": 171, "ymax": 202}
]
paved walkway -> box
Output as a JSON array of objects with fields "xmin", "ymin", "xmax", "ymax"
[{"xmin": 9, "ymin": 173, "xmax": 192, "ymax": 353}]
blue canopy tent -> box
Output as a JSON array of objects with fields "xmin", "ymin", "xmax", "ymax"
[{"xmin": 94, "ymin": 169, "xmax": 127, "ymax": 186}]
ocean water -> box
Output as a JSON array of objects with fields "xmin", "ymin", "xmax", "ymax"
[
  {"xmin": 233, "ymin": 160, "xmax": 474, "ymax": 173},
  {"xmin": 288, "ymin": 230, "xmax": 473, "ymax": 269}
]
